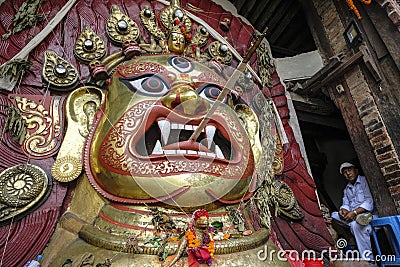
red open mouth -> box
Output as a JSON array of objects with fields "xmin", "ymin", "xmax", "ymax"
[
  {"xmin": 132, "ymin": 105, "xmax": 241, "ymax": 163},
  {"xmin": 96, "ymin": 99, "xmax": 252, "ymax": 179}
]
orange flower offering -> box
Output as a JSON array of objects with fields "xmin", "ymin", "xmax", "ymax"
[
  {"xmin": 346, "ymin": 0, "xmax": 372, "ymax": 19},
  {"xmin": 186, "ymin": 209, "xmax": 215, "ymax": 265},
  {"xmin": 185, "ymin": 229, "xmax": 201, "ymax": 248}
]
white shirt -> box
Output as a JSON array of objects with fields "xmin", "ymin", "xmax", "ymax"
[
  {"xmin": 24, "ymin": 260, "xmax": 40, "ymax": 267},
  {"xmin": 340, "ymin": 175, "xmax": 374, "ymax": 212}
]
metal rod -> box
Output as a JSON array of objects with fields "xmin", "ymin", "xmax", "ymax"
[{"xmin": 189, "ymin": 27, "xmax": 268, "ymax": 142}]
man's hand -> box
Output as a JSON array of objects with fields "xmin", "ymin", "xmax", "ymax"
[
  {"xmin": 340, "ymin": 209, "xmax": 357, "ymax": 222},
  {"xmin": 339, "ymin": 208, "xmax": 348, "ymax": 219}
]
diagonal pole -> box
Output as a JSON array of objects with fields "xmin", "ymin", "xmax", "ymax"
[{"xmin": 189, "ymin": 27, "xmax": 268, "ymax": 142}]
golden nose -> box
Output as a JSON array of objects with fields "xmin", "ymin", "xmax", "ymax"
[{"xmin": 161, "ymin": 83, "xmax": 209, "ymax": 115}]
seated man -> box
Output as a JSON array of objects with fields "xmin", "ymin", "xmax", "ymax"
[{"xmin": 331, "ymin": 162, "xmax": 376, "ymax": 262}]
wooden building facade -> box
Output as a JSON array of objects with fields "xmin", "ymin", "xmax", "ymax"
[{"xmin": 230, "ymin": 0, "xmax": 400, "ymax": 216}]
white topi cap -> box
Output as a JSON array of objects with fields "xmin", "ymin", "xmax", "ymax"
[{"xmin": 339, "ymin": 162, "xmax": 355, "ymax": 174}]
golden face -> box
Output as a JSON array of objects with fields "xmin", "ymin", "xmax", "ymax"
[
  {"xmin": 194, "ymin": 216, "xmax": 209, "ymax": 229},
  {"xmin": 86, "ymin": 55, "xmax": 262, "ymax": 210},
  {"xmin": 168, "ymin": 32, "xmax": 185, "ymax": 53}
]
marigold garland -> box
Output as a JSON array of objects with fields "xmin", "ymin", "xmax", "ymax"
[
  {"xmin": 185, "ymin": 228, "xmax": 215, "ymax": 259},
  {"xmin": 346, "ymin": 0, "xmax": 372, "ymax": 19}
]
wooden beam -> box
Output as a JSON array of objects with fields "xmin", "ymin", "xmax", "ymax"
[
  {"xmin": 269, "ymin": 1, "xmax": 300, "ymax": 44},
  {"xmin": 270, "ymin": 45, "xmax": 298, "ymax": 57},
  {"xmin": 300, "ymin": 56, "xmax": 342, "ymax": 93},
  {"xmin": 266, "ymin": 0, "xmax": 295, "ymax": 41},
  {"xmin": 290, "ymin": 92, "xmax": 336, "ymax": 116},
  {"xmin": 254, "ymin": 0, "xmax": 281, "ymax": 29},
  {"xmin": 301, "ymin": 51, "xmax": 363, "ymax": 94},
  {"xmin": 287, "ymin": 26, "xmax": 312, "ymax": 53},
  {"xmin": 296, "ymin": 111, "xmax": 348, "ymax": 131},
  {"xmin": 234, "ymin": 0, "xmax": 248, "ymax": 13},
  {"xmin": 241, "ymin": 0, "xmax": 258, "ymax": 18},
  {"xmin": 249, "ymin": 0, "xmax": 272, "ymax": 26}
]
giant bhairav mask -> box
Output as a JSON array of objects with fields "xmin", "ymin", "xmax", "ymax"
[
  {"xmin": 86, "ymin": 54, "xmax": 261, "ymax": 210},
  {"xmin": 0, "ymin": 0, "xmax": 308, "ymax": 265}
]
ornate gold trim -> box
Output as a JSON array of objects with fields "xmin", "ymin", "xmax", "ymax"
[
  {"xmin": 191, "ymin": 25, "xmax": 209, "ymax": 48},
  {"xmin": 0, "ymin": 164, "xmax": 49, "ymax": 223},
  {"xmin": 106, "ymin": 5, "xmax": 140, "ymax": 45},
  {"xmin": 10, "ymin": 95, "xmax": 64, "ymax": 158},
  {"xmin": 42, "ymin": 50, "xmax": 79, "ymax": 90},
  {"xmin": 139, "ymin": 6, "xmax": 165, "ymax": 41},
  {"xmin": 256, "ymin": 41, "xmax": 276, "ymax": 87},
  {"xmin": 79, "ymin": 223, "xmax": 269, "ymax": 255},
  {"xmin": 159, "ymin": 0, "xmax": 192, "ymax": 33},
  {"xmin": 74, "ymin": 27, "xmax": 106, "ymax": 63},
  {"xmin": 52, "ymin": 86, "xmax": 105, "ymax": 182},
  {"xmin": 208, "ymin": 41, "xmax": 232, "ymax": 65}
]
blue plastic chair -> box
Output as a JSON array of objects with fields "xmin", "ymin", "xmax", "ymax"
[{"xmin": 370, "ymin": 216, "xmax": 400, "ymax": 266}]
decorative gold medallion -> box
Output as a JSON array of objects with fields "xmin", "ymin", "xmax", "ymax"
[
  {"xmin": 192, "ymin": 25, "xmax": 210, "ymax": 48},
  {"xmin": 42, "ymin": 50, "xmax": 79, "ymax": 91},
  {"xmin": 0, "ymin": 164, "xmax": 49, "ymax": 224},
  {"xmin": 51, "ymin": 156, "xmax": 83, "ymax": 182},
  {"xmin": 106, "ymin": 5, "xmax": 140, "ymax": 45},
  {"xmin": 159, "ymin": 0, "xmax": 192, "ymax": 33},
  {"xmin": 208, "ymin": 41, "xmax": 232, "ymax": 65},
  {"xmin": 74, "ymin": 27, "xmax": 106, "ymax": 63},
  {"xmin": 273, "ymin": 180, "xmax": 304, "ymax": 221},
  {"xmin": 139, "ymin": 6, "xmax": 165, "ymax": 41}
]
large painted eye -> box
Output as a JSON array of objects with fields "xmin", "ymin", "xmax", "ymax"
[
  {"xmin": 197, "ymin": 84, "xmax": 231, "ymax": 104},
  {"xmin": 168, "ymin": 56, "xmax": 194, "ymax": 73},
  {"xmin": 120, "ymin": 74, "xmax": 170, "ymax": 96}
]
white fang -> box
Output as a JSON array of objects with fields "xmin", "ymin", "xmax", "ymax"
[
  {"xmin": 215, "ymin": 145, "xmax": 224, "ymax": 159},
  {"xmin": 152, "ymin": 140, "xmax": 163, "ymax": 155},
  {"xmin": 205, "ymin": 125, "xmax": 216, "ymax": 149},
  {"xmin": 158, "ymin": 120, "xmax": 170, "ymax": 144}
]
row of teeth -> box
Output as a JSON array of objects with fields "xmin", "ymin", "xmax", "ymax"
[
  {"xmin": 152, "ymin": 141, "xmax": 224, "ymax": 158},
  {"xmin": 157, "ymin": 120, "xmax": 216, "ymax": 149},
  {"xmin": 152, "ymin": 120, "xmax": 225, "ymax": 159}
]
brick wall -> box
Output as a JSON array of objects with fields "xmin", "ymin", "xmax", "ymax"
[
  {"xmin": 312, "ymin": 0, "xmax": 400, "ymax": 212},
  {"xmin": 345, "ymin": 66, "xmax": 400, "ymax": 211},
  {"xmin": 375, "ymin": 0, "xmax": 400, "ymax": 32}
]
